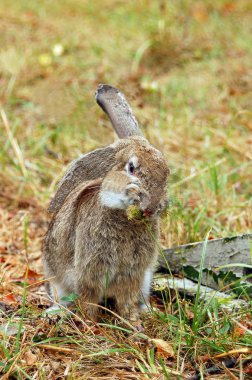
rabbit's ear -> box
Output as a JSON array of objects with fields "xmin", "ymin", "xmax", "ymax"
[
  {"xmin": 48, "ymin": 145, "xmax": 116, "ymax": 214},
  {"xmin": 96, "ymin": 84, "xmax": 143, "ymax": 138},
  {"xmin": 62, "ymin": 178, "xmax": 102, "ymax": 213},
  {"xmin": 51, "ymin": 178, "xmax": 102, "ymax": 235}
]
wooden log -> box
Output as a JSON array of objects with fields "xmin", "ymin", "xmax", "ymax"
[{"xmin": 159, "ymin": 234, "xmax": 252, "ymax": 290}]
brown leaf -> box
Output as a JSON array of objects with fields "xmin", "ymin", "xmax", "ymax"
[
  {"xmin": 2, "ymin": 294, "xmax": 16, "ymax": 304},
  {"xmin": 26, "ymin": 268, "xmax": 42, "ymax": 284},
  {"xmin": 24, "ymin": 349, "xmax": 37, "ymax": 366},
  {"xmin": 14, "ymin": 268, "xmax": 42, "ymax": 285},
  {"xmin": 150, "ymin": 338, "xmax": 175, "ymax": 358},
  {"xmin": 233, "ymin": 325, "xmax": 246, "ymax": 337},
  {"xmin": 0, "ymin": 247, "xmax": 7, "ymax": 255}
]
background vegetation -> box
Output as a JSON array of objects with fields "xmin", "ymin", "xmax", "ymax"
[{"xmin": 0, "ymin": 0, "xmax": 251, "ymax": 378}]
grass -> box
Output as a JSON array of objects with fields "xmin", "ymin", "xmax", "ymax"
[{"xmin": 0, "ymin": 0, "xmax": 252, "ymax": 378}]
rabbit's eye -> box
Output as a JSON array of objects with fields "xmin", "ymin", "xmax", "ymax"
[{"xmin": 129, "ymin": 162, "xmax": 135, "ymax": 175}]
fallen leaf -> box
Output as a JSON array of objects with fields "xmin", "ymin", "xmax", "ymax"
[
  {"xmin": 233, "ymin": 325, "xmax": 246, "ymax": 337},
  {"xmin": 24, "ymin": 350, "xmax": 37, "ymax": 366},
  {"xmin": 150, "ymin": 338, "xmax": 174, "ymax": 358},
  {"xmin": 0, "ymin": 246, "xmax": 7, "ymax": 254},
  {"xmin": 14, "ymin": 268, "xmax": 42, "ymax": 285},
  {"xmin": 1, "ymin": 293, "xmax": 16, "ymax": 304},
  {"xmin": 0, "ymin": 323, "xmax": 23, "ymax": 336}
]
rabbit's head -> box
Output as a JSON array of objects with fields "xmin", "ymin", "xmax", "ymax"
[
  {"xmin": 96, "ymin": 84, "xmax": 169, "ymax": 215},
  {"xmin": 49, "ymin": 85, "xmax": 169, "ymax": 216},
  {"xmin": 109, "ymin": 136, "xmax": 168, "ymax": 215}
]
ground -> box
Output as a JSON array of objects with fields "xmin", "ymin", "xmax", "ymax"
[{"xmin": 0, "ymin": 0, "xmax": 251, "ymax": 379}]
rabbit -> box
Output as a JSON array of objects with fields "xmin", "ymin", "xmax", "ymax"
[{"xmin": 43, "ymin": 84, "xmax": 169, "ymax": 321}]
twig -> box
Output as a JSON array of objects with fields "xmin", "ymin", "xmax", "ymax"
[
  {"xmin": 38, "ymin": 344, "xmax": 77, "ymax": 353},
  {"xmin": 199, "ymin": 348, "xmax": 251, "ymax": 362},
  {"xmin": 213, "ymin": 348, "xmax": 252, "ymax": 359}
]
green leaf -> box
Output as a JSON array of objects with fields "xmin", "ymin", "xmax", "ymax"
[
  {"xmin": 219, "ymin": 324, "xmax": 231, "ymax": 335},
  {"xmin": 60, "ymin": 293, "xmax": 78, "ymax": 302}
]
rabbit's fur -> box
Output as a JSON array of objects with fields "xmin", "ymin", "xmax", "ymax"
[{"xmin": 43, "ymin": 97, "xmax": 169, "ymax": 321}]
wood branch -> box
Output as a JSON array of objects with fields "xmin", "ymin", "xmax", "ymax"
[{"xmin": 159, "ymin": 234, "xmax": 252, "ymax": 289}]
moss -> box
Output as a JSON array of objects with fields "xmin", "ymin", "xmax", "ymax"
[
  {"xmin": 223, "ymin": 236, "xmax": 239, "ymax": 244},
  {"xmin": 126, "ymin": 205, "xmax": 144, "ymax": 221}
]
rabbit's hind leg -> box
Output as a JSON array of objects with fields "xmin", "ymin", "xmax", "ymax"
[
  {"xmin": 77, "ymin": 284, "xmax": 104, "ymax": 321},
  {"xmin": 139, "ymin": 267, "xmax": 152, "ymax": 313},
  {"xmin": 109, "ymin": 276, "xmax": 141, "ymax": 322}
]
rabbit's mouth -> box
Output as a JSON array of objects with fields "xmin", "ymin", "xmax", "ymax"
[
  {"xmin": 139, "ymin": 195, "xmax": 156, "ymax": 217},
  {"xmin": 142, "ymin": 209, "xmax": 153, "ymax": 217}
]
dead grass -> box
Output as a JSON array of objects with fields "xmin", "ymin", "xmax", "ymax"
[{"xmin": 0, "ymin": 0, "xmax": 252, "ymax": 378}]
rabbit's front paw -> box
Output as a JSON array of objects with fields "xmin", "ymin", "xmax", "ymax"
[
  {"xmin": 100, "ymin": 171, "xmax": 141, "ymax": 210},
  {"xmin": 125, "ymin": 181, "xmax": 141, "ymax": 206}
]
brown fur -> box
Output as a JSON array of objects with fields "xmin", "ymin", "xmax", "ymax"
[{"xmin": 43, "ymin": 125, "xmax": 169, "ymax": 321}]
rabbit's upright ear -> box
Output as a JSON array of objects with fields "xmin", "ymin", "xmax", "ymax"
[
  {"xmin": 49, "ymin": 84, "xmax": 142, "ymax": 214},
  {"xmin": 96, "ymin": 84, "xmax": 143, "ymax": 138},
  {"xmin": 48, "ymin": 145, "xmax": 116, "ymax": 213}
]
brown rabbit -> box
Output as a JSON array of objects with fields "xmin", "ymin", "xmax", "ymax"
[{"xmin": 43, "ymin": 85, "xmax": 169, "ymax": 321}]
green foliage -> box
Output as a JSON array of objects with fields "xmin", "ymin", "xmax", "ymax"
[{"xmin": 60, "ymin": 293, "xmax": 79, "ymax": 303}]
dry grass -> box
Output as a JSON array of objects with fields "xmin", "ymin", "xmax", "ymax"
[{"xmin": 0, "ymin": 0, "xmax": 252, "ymax": 378}]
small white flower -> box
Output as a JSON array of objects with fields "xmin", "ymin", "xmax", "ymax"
[{"xmin": 52, "ymin": 44, "xmax": 64, "ymax": 57}]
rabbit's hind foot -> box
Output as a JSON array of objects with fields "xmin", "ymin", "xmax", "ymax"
[
  {"xmin": 44, "ymin": 303, "xmax": 68, "ymax": 318},
  {"xmin": 44, "ymin": 280, "xmax": 73, "ymax": 314},
  {"xmin": 77, "ymin": 300, "xmax": 100, "ymax": 322},
  {"xmin": 116, "ymin": 304, "xmax": 144, "ymax": 331},
  {"xmin": 77, "ymin": 285, "xmax": 104, "ymax": 322}
]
